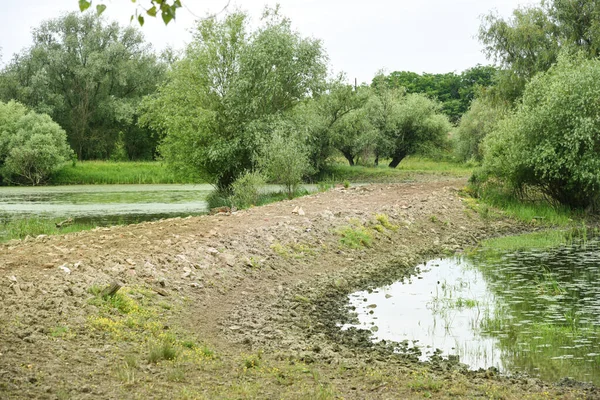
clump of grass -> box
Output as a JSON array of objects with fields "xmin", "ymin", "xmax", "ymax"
[
  {"xmin": 49, "ymin": 325, "xmax": 71, "ymax": 338},
  {"xmin": 148, "ymin": 342, "xmax": 178, "ymax": 364},
  {"xmin": 243, "ymin": 352, "xmax": 262, "ymax": 370},
  {"xmin": 375, "ymin": 213, "xmax": 399, "ymax": 231},
  {"xmin": 338, "ymin": 226, "xmax": 373, "ymax": 248}
]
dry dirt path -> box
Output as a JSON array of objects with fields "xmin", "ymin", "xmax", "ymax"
[{"xmin": 1, "ymin": 179, "xmax": 598, "ymax": 399}]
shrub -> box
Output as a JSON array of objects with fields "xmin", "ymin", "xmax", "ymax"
[
  {"xmin": 230, "ymin": 170, "xmax": 265, "ymax": 209},
  {"xmin": 0, "ymin": 101, "xmax": 72, "ymax": 185},
  {"xmin": 260, "ymin": 132, "xmax": 311, "ymax": 198},
  {"xmin": 478, "ymin": 54, "xmax": 600, "ymax": 210}
]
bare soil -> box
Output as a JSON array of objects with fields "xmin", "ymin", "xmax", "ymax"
[{"xmin": 1, "ymin": 178, "xmax": 598, "ymax": 399}]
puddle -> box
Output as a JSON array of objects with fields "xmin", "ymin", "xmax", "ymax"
[{"xmin": 342, "ymin": 240, "xmax": 600, "ymax": 385}]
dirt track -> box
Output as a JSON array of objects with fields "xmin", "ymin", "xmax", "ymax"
[{"xmin": 1, "ymin": 178, "xmax": 598, "ymax": 399}]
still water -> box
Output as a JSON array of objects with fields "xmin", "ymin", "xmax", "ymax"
[
  {"xmin": 343, "ymin": 240, "xmax": 600, "ymax": 384},
  {"xmin": 0, "ymin": 184, "xmax": 213, "ymax": 225}
]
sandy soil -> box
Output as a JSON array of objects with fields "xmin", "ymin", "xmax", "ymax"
[{"xmin": 1, "ymin": 178, "xmax": 598, "ymax": 399}]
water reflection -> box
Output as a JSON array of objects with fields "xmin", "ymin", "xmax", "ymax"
[{"xmin": 342, "ymin": 239, "xmax": 600, "ymax": 385}]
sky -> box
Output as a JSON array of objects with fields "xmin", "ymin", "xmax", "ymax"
[{"xmin": 0, "ymin": 0, "xmax": 537, "ymax": 84}]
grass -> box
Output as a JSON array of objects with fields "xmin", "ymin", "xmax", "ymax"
[
  {"xmin": 338, "ymin": 226, "xmax": 373, "ymax": 248},
  {"xmin": 465, "ymin": 185, "xmax": 577, "ymax": 227},
  {"xmin": 50, "ymin": 161, "xmax": 198, "ymax": 185},
  {"xmin": 480, "ymin": 230, "xmax": 579, "ymax": 251},
  {"xmin": 320, "ymin": 156, "xmax": 473, "ymax": 183},
  {"xmin": 0, "ymin": 217, "xmax": 99, "ymax": 243}
]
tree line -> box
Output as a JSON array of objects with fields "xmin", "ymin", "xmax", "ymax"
[{"xmin": 4, "ymin": 0, "xmax": 599, "ymax": 212}]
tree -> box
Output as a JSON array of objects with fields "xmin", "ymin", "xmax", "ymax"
[
  {"xmin": 0, "ymin": 12, "xmax": 166, "ymax": 160},
  {"xmin": 330, "ymin": 106, "xmax": 377, "ymax": 166},
  {"xmin": 140, "ymin": 8, "xmax": 327, "ymax": 189},
  {"xmin": 368, "ymin": 91, "xmax": 451, "ymax": 168},
  {"xmin": 0, "ymin": 101, "xmax": 73, "ymax": 185},
  {"xmin": 455, "ymin": 95, "xmax": 507, "ymax": 162},
  {"xmin": 479, "ymin": 0, "xmax": 600, "ymax": 102},
  {"xmin": 479, "ymin": 54, "xmax": 600, "ymax": 210}
]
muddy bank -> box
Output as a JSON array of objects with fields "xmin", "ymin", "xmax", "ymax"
[{"xmin": 1, "ymin": 180, "xmax": 598, "ymax": 399}]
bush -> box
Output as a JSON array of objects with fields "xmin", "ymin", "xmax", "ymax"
[
  {"xmin": 478, "ymin": 54, "xmax": 600, "ymax": 210},
  {"xmin": 230, "ymin": 170, "xmax": 266, "ymax": 209},
  {"xmin": 0, "ymin": 101, "xmax": 73, "ymax": 185},
  {"xmin": 260, "ymin": 133, "xmax": 311, "ymax": 198}
]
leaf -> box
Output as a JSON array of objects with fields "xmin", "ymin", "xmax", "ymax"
[
  {"xmin": 138, "ymin": 15, "xmax": 145, "ymax": 26},
  {"xmin": 161, "ymin": 9, "xmax": 174, "ymax": 25},
  {"xmin": 96, "ymin": 4, "xmax": 107, "ymax": 15},
  {"xmin": 146, "ymin": 6, "xmax": 157, "ymax": 17},
  {"xmin": 78, "ymin": 0, "xmax": 91, "ymax": 12}
]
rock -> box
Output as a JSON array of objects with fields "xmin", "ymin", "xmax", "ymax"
[
  {"xmin": 12, "ymin": 284, "xmax": 22, "ymax": 297},
  {"xmin": 292, "ymin": 206, "xmax": 299, "ymax": 214},
  {"xmin": 58, "ymin": 264, "xmax": 71, "ymax": 274}
]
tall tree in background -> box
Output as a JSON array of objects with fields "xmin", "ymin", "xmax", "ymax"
[
  {"xmin": 479, "ymin": 0, "xmax": 600, "ymax": 102},
  {"xmin": 0, "ymin": 12, "xmax": 166, "ymax": 160},
  {"xmin": 372, "ymin": 66, "xmax": 496, "ymax": 123}
]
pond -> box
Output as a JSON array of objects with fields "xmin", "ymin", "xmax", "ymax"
[{"xmin": 342, "ymin": 239, "xmax": 600, "ymax": 385}]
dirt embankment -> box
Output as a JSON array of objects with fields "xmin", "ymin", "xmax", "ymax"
[{"xmin": 1, "ymin": 179, "xmax": 598, "ymax": 399}]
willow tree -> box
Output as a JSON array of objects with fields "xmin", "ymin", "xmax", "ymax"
[{"xmin": 141, "ymin": 8, "xmax": 327, "ymax": 188}]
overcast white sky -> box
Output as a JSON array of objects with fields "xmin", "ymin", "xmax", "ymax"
[{"xmin": 1, "ymin": 0, "xmax": 536, "ymax": 84}]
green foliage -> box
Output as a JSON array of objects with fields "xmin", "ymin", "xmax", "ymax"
[
  {"xmin": 455, "ymin": 96, "xmax": 507, "ymax": 162},
  {"xmin": 79, "ymin": 0, "xmax": 183, "ymax": 26},
  {"xmin": 260, "ymin": 132, "xmax": 311, "ymax": 198},
  {"xmin": 0, "ymin": 101, "xmax": 73, "ymax": 185},
  {"xmin": 141, "ymin": 9, "xmax": 327, "ymax": 189},
  {"xmin": 478, "ymin": 54, "xmax": 600, "ymax": 210},
  {"xmin": 0, "ymin": 12, "xmax": 166, "ymax": 160},
  {"xmin": 368, "ymin": 91, "xmax": 452, "ymax": 168},
  {"xmin": 372, "ymin": 65, "xmax": 497, "ymax": 122},
  {"xmin": 230, "ymin": 171, "xmax": 265, "ymax": 209},
  {"xmin": 479, "ymin": 0, "xmax": 600, "ymax": 101}
]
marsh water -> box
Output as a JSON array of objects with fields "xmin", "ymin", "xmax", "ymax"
[
  {"xmin": 0, "ymin": 184, "xmax": 318, "ymax": 228},
  {"xmin": 343, "ymin": 239, "xmax": 600, "ymax": 385},
  {"xmin": 0, "ymin": 184, "xmax": 214, "ymax": 226}
]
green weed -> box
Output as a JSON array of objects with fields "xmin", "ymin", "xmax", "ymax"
[
  {"xmin": 338, "ymin": 226, "xmax": 373, "ymax": 248},
  {"xmin": 148, "ymin": 342, "xmax": 178, "ymax": 364}
]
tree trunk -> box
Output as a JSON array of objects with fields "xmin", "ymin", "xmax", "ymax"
[
  {"xmin": 388, "ymin": 150, "xmax": 407, "ymax": 168},
  {"xmin": 374, "ymin": 154, "xmax": 379, "ymax": 166},
  {"xmin": 341, "ymin": 151, "xmax": 355, "ymax": 166}
]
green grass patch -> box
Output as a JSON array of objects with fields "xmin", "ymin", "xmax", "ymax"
[
  {"xmin": 320, "ymin": 156, "xmax": 473, "ymax": 183},
  {"xmin": 0, "ymin": 217, "xmax": 98, "ymax": 243},
  {"xmin": 480, "ymin": 230, "xmax": 578, "ymax": 251},
  {"xmin": 50, "ymin": 161, "xmax": 197, "ymax": 185},
  {"xmin": 468, "ymin": 184, "xmax": 576, "ymax": 226}
]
